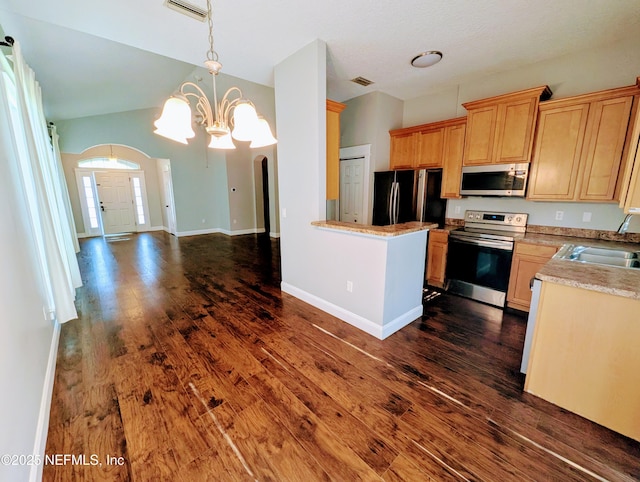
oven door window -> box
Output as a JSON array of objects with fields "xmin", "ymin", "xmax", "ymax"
[{"xmin": 446, "ymin": 239, "xmax": 513, "ymax": 292}]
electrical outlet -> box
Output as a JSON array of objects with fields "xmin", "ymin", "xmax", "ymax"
[
  {"xmin": 555, "ymin": 211, "xmax": 564, "ymax": 221},
  {"xmin": 346, "ymin": 280, "xmax": 353, "ymax": 292},
  {"xmin": 233, "ymin": 219, "xmax": 237, "ymax": 224},
  {"xmin": 201, "ymin": 218, "xmax": 206, "ymax": 224},
  {"xmin": 582, "ymin": 212, "xmax": 592, "ymax": 222},
  {"xmin": 282, "ymin": 208, "xmax": 287, "ymax": 218},
  {"xmin": 454, "ymin": 206, "xmax": 461, "ymax": 214}
]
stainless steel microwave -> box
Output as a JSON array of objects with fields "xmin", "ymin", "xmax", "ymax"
[{"xmin": 459, "ymin": 163, "xmax": 529, "ymax": 197}]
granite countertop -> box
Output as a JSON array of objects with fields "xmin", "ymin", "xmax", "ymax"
[
  {"xmin": 536, "ymin": 257, "xmax": 640, "ymax": 300},
  {"xmin": 520, "ymin": 232, "xmax": 640, "ymax": 251},
  {"xmin": 523, "ymin": 235, "xmax": 640, "ymax": 300},
  {"xmin": 311, "ymin": 220, "xmax": 437, "ymax": 237}
]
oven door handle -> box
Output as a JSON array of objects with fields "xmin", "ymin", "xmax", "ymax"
[{"xmin": 449, "ymin": 237, "xmax": 513, "ymax": 251}]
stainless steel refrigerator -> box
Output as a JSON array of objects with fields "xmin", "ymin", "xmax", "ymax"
[{"xmin": 372, "ymin": 169, "xmax": 445, "ymax": 226}]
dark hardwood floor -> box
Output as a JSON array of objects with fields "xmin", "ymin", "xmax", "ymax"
[{"xmin": 44, "ymin": 232, "xmax": 640, "ymax": 481}]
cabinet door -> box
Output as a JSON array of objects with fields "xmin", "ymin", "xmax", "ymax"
[
  {"xmin": 426, "ymin": 231, "xmax": 449, "ymax": 287},
  {"xmin": 390, "ymin": 132, "xmax": 417, "ymax": 169},
  {"xmin": 494, "ymin": 97, "xmax": 539, "ymax": 164},
  {"xmin": 326, "ymin": 100, "xmax": 345, "ymax": 200},
  {"xmin": 578, "ymin": 96, "xmax": 633, "ymax": 201},
  {"xmin": 441, "ymin": 123, "xmax": 466, "ymax": 198},
  {"xmin": 416, "ymin": 128, "xmax": 444, "ymax": 168},
  {"xmin": 506, "ymin": 243, "xmax": 558, "ymax": 311},
  {"xmin": 463, "ymin": 105, "xmax": 498, "ymax": 165},
  {"xmin": 527, "ymin": 103, "xmax": 590, "ymax": 200}
]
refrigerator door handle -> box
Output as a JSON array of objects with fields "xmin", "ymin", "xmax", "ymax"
[
  {"xmin": 388, "ymin": 181, "xmax": 395, "ymax": 224},
  {"xmin": 394, "ymin": 182, "xmax": 400, "ymax": 224}
]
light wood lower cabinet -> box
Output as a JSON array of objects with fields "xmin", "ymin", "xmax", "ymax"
[
  {"xmin": 506, "ymin": 242, "xmax": 558, "ymax": 312},
  {"xmin": 525, "ymin": 281, "xmax": 640, "ymax": 442},
  {"xmin": 426, "ymin": 230, "xmax": 449, "ymax": 287}
]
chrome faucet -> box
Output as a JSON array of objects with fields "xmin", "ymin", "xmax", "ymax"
[{"xmin": 617, "ymin": 213, "xmax": 634, "ymax": 234}]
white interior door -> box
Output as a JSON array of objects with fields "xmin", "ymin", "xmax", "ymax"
[
  {"xmin": 161, "ymin": 165, "xmax": 177, "ymax": 235},
  {"xmin": 340, "ymin": 158, "xmax": 365, "ymax": 223},
  {"xmin": 95, "ymin": 171, "xmax": 135, "ymax": 234}
]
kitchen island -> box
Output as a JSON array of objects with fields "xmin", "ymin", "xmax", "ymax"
[
  {"xmin": 286, "ymin": 221, "xmax": 436, "ymax": 340},
  {"xmin": 524, "ymin": 246, "xmax": 640, "ymax": 442}
]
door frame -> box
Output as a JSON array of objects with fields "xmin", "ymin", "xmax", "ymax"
[
  {"xmin": 339, "ymin": 144, "xmax": 371, "ymax": 224},
  {"xmin": 157, "ymin": 159, "xmax": 177, "ymax": 235},
  {"xmin": 75, "ymin": 168, "xmax": 151, "ymax": 236}
]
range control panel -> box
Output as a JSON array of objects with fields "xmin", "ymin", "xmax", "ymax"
[{"xmin": 464, "ymin": 210, "xmax": 528, "ymax": 231}]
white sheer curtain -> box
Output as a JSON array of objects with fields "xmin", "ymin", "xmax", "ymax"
[{"xmin": 0, "ymin": 41, "xmax": 81, "ymax": 323}]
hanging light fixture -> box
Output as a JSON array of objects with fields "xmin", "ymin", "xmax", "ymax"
[
  {"xmin": 153, "ymin": 0, "xmax": 276, "ymax": 150},
  {"xmin": 108, "ymin": 144, "xmax": 117, "ymax": 162}
]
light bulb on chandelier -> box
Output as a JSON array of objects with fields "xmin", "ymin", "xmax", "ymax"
[{"xmin": 153, "ymin": 0, "xmax": 276, "ymax": 150}]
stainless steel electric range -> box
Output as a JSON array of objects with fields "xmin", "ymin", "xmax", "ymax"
[{"xmin": 446, "ymin": 210, "xmax": 528, "ymax": 307}]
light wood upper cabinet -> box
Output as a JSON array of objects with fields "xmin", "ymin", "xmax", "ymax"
[
  {"xmin": 619, "ymin": 79, "xmax": 640, "ymax": 213},
  {"xmin": 528, "ymin": 85, "xmax": 639, "ymax": 202},
  {"xmin": 463, "ymin": 105, "xmax": 498, "ymax": 165},
  {"xmin": 389, "ymin": 131, "xmax": 417, "ymax": 169},
  {"xmin": 416, "ymin": 128, "xmax": 445, "ymax": 168},
  {"xmin": 527, "ymin": 104, "xmax": 590, "ymax": 200},
  {"xmin": 462, "ymin": 86, "xmax": 552, "ymax": 166},
  {"xmin": 440, "ymin": 120, "xmax": 466, "ymax": 199},
  {"xmin": 389, "ymin": 117, "xmax": 466, "ymax": 192},
  {"xmin": 326, "ymin": 100, "xmax": 346, "ymax": 200},
  {"xmin": 579, "ymin": 96, "xmax": 634, "ymax": 201}
]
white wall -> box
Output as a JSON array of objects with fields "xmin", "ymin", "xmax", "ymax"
[
  {"xmin": 275, "ymin": 40, "xmax": 426, "ymax": 338},
  {"xmin": 54, "ymin": 68, "xmax": 279, "ymax": 237}
]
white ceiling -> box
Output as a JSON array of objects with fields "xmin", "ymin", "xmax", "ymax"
[{"xmin": 1, "ymin": 0, "xmax": 639, "ymax": 121}]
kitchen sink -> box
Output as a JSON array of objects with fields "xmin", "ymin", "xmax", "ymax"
[{"xmin": 555, "ymin": 245, "xmax": 640, "ymax": 269}]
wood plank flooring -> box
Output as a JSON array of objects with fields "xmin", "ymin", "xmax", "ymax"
[{"xmin": 44, "ymin": 232, "xmax": 640, "ymax": 481}]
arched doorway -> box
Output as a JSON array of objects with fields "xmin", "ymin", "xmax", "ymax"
[{"xmin": 63, "ymin": 144, "xmax": 173, "ymax": 237}]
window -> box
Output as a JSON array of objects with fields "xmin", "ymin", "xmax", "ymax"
[
  {"xmin": 132, "ymin": 177, "xmax": 146, "ymax": 225},
  {"xmin": 82, "ymin": 176, "xmax": 99, "ymax": 229},
  {"xmin": 78, "ymin": 158, "xmax": 139, "ymax": 170}
]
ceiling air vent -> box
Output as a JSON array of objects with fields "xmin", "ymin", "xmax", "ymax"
[
  {"xmin": 351, "ymin": 76, "xmax": 374, "ymax": 87},
  {"xmin": 164, "ymin": 0, "xmax": 207, "ymax": 21}
]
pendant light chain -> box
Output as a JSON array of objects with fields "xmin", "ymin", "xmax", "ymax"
[
  {"xmin": 206, "ymin": 0, "xmax": 217, "ymax": 62},
  {"xmin": 205, "ymin": 0, "xmax": 220, "ymax": 123}
]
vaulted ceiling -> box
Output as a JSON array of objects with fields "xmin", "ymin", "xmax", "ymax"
[{"xmin": 1, "ymin": 0, "xmax": 639, "ymax": 120}]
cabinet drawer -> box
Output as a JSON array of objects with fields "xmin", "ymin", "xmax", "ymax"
[
  {"xmin": 514, "ymin": 242, "xmax": 558, "ymax": 258},
  {"xmin": 429, "ymin": 230, "xmax": 449, "ymax": 244}
]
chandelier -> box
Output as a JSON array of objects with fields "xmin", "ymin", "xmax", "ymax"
[{"xmin": 153, "ymin": 0, "xmax": 276, "ymax": 149}]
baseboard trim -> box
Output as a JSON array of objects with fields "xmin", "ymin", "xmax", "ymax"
[
  {"xmin": 269, "ymin": 232, "xmax": 281, "ymax": 238},
  {"xmin": 29, "ymin": 320, "xmax": 61, "ymax": 482},
  {"xmin": 380, "ymin": 305, "xmax": 423, "ymax": 339},
  {"xmin": 281, "ymin": 282, "xmax": 421, "ymax": 340}
]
